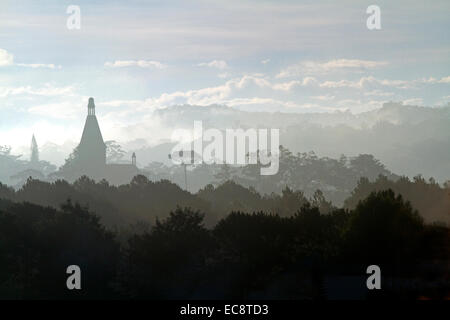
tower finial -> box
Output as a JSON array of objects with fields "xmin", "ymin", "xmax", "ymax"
[{"xmin": 88, "ymin": 97, "xmax": 95, "ymax": 116}]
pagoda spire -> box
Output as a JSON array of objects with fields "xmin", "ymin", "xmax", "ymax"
[{"xmin": 88, "ymin": 97, "xmax": 96, "ymax": 116}]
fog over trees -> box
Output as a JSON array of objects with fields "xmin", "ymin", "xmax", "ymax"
[
  {"xmin": 0, "ymin": 102, "xmax": 449, "ymax": 300},
  {"xmin": 2, "ymin": 102, "xmax": 449, "ymax": 189}
]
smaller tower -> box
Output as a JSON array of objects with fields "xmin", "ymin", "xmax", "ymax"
[
  {"xmin": 30, "ymin": 134, "xmax": 39, "ymax": 163},
  {"xmin": 132, "ymin": 152, "xmax": 136, "ymax": 166},
  {"xmin": 88, "ymin": 97, "xmax": 96, "ymax": 116}
]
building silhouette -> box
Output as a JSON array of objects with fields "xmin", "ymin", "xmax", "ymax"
[
  {"xmin": 57, "ymin": 97, "xmax": 139, "ymax": 185},
  {"xmin": 78, "ymin": 98, "xmax": 107, "ymax": 172}
]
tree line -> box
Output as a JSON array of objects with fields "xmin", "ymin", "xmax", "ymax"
[{"xmin": 0, "ymin": 189, "xmax": 448, "ymax": 299}]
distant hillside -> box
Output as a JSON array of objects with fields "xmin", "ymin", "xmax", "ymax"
[{"xmin": 140, "ymin": 102, "xmax": 449, "ymax": 182}]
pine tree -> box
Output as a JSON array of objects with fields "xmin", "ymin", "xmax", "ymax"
[{"xmin": 30, "ymin": 134, "xmax": 39, "ymax": 163}]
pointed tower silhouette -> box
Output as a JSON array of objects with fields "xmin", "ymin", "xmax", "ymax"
[
  {"xmin": 30, "ymin": 134, "xmax": 39, "ymax": 163},
  {"xmin": 77, "ymin": 97, "xmax": 106, "ymax": 173},
  {"xmin": 132, "ymin": 152, "xmax": 136, "ymax": 166},
  {"xmin": 58, "ymin": 97, "xmax": 140, "ymax": 184}
]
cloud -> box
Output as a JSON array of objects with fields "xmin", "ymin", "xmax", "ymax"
[
  {"xmin": 271, "ymin": 81, "xmax": 302, "ymax": 91},
  {"xmin": 94, "ymin": 75, "xmax": 333, "ymax": 113},
  {"xmin": 104, "ymin": 60, "xmax": 167, "ymax": 69},
  {"xmin": 0, "ymin": 48, "xmax": 58, "ymax": 69},
  {"xmin": 16, "ymin": 63, "xmax": 61, "ymax": 69},
  {"xmin": 261, "ymin": 59, "xmax": 270, "ymax": 65},
  {"xmin": 207, "ymin": 74, "xmax": 317, "ymax": 92},
  {"xmin": 277, "ymin": 59, "xmax": 388, "ymax": 78},
  {"xmin": 364, "ymin": 90, "xmax": 394, "ymax": 97},
  {"xmin": 223, "ymin": 97, "xmax": 325, "ymax": 111},
  {"xmin": 95, "ymin": 76, "xmax": 260, "ymax": 111},
  {"xmin": 321, "ymin": 59, "xmax": 388, "ymax": 69},
  {"xmin": 317, "ymin": 76, "xmax": 450, "ymax": 89},
  {"xmin": 197, "ymin": 60, "xmax": 228, "ymax": 70},
  {"xmin": 107, "ymin": 73, "xmax": 444, "ymax": 113},
  {"xmin": 0, "ymin": 49, "xmax": 14, "ymax": 66},
  {"xmin": 319, "ymin": 77, "xmax": 411, "ymax": 89},
  {"xmin": 311, "ymin": 94, "xmax": 335, "ymax": 101},
  {"xmin": 0, "ymin": 84, "xmax": 76, "ymax": 98},
  {"xmin": 420, "ymin": 76, "xmax": 450, "ymax": 84},
  {"xmin": 6, "ymin": 70, "xmax": 450, "ymax": 150},
  {"xmin": 403, "ymin": 98, "xmax": 424, "ymax": 106}
]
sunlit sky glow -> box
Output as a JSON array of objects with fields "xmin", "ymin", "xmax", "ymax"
[{"xmin": 0, "ymin": 0, "xmax": 449, "ymax": 156}]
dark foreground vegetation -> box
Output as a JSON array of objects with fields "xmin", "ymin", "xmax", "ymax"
[
  {"xmin": 0, "ymin": 179, "xmax": 448, "ymax": 299},
  {"xmin": 0, "ymin": 172, "xmax": 449, "ymax": 228}
]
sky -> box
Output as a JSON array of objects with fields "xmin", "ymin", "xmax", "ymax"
[{"xmin": 0, "ymin": 0, "xmax": 449, "ymax": 158}]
